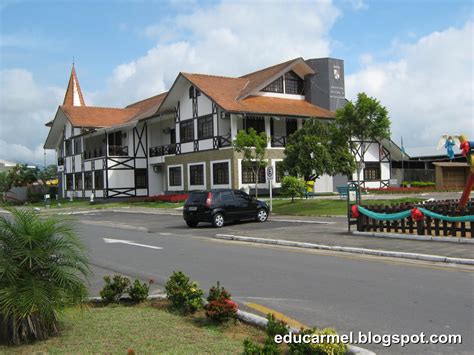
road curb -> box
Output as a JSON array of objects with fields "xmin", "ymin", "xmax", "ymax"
[
  {"xmin": 352, "ymin": 231, "xmax": 474, "ymax": 244},
  {"xmin": 87, "ymin": 295, "xmax": 374, "ymax": 354},
  {"xmin": 214, "ymin": 234, "xmax": 474, "ymax": 266}
]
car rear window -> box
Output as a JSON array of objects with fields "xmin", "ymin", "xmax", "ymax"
[{"xmin": 186, "ymin": 192, "xmax": 208, "ymax": 204}]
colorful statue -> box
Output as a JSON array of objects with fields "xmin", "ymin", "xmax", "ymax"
[{"xmin": 437, "ymin": 134, "xmax": 460, "ymax": 160}]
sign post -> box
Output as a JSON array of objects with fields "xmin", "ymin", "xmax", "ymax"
[{"xmin": 267, "ymin": 166, "xmax": 274, "ymax": 212}]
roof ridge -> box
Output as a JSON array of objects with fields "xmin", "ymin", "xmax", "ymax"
[
  {"xmin": 182, "ymin": 72, "xmax": 244, "ymax": 80},
  {"xmin": 125, "ymin": 91, "xmax": 168, "ymax": 108},
  {"xmin": 239, "ymin": 57, "xmax": 302, "ymax": 78},
  {"xmin": 61, "ymin": 104, "xmax": 139, "ymax": 111}
]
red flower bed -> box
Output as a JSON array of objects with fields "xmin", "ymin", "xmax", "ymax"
[{"xmin": 365, "ymin": 186, "xmax": 459, "ymax": 194}]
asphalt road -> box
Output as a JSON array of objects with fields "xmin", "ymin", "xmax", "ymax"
[{"xmin": 72, "ymin": 210, "xmax": 473, "ymax": 354}]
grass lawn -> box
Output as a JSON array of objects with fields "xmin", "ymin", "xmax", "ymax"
[
  {"xmin": 0, "ymin": 302, "xmax": 264, "ymax": 354},
  {"xmin": 272, "ymin": 197, "xmax": 424, "ymax": 216}
]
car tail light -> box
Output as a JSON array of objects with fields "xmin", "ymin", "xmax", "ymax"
[{"xmin": 205, "ymin": 192, "xmax": 212, "ymax": 207}]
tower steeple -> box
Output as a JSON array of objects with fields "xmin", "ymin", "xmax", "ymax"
[{"xmin": 62, "ymin": 63, "xmax": 86, "ymax": 106}]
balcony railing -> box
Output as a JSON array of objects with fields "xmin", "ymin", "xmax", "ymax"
[
  {"xmin": 271, "ymin": 135, "xmax": 287, "ymax": 147},
  {"xmin": 218, "ymin": 134, "xmax": 232, "ymax": 148},
  {"xmin": 57, "ymin": 157, "xmax": 64, "ymax": 166},
  {"xmin": 109, "ymin": 145, "xmax": 129, "ymax": 157},
  {"xmin": 149, "ymin": 144, "xmax": 177, "ymax": 157},
  {"xmin": 83, "ymin": 146, "xmax": 105, "ymax": 160}
]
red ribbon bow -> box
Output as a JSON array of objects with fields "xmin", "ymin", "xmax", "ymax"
[
  {"xmin": 411, "ymin": 207, "xmax": 424, "ymax": 222},
  {"xmin": 351, "ymin": 205, "xmax": 360, "ymax": 218}
]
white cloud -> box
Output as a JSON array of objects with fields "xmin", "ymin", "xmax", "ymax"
[
  {"xmin": 346, "ymin": 22, "xmax": 474, "ymax": 149},
  {"xmin": 0, "ymin": 69, "xmax": 62, "ymax": 165},
  {"xmin": 95, "ymin": 0, "xmax": 340, "ymax": 106}
]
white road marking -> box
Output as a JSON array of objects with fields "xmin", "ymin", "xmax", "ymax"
[
  {"xmin": 103, "ymin": 238, "xmax": 163, "ymax": 250},
  {"xmin": 270, "ymin": 218, "xmax": 334, "ymax": 224}
]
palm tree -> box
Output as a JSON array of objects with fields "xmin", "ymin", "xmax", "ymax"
[{"xmin": 0, "ymin": 206, "xmax": 89, "ymax": 345}]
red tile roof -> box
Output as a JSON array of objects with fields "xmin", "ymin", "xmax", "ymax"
[
  {"xmin": 60, "ymin": 105, "xmax": 139, "ymax": 128},
  {"xmin": 180, "ymin": 72, "xmax": 334, "ymax": 118},
  {"xmin": 62, "ymin": 65, "xmax": 86, "ymax": 106},
  {"xmin": 126, "ymin": 92, "xmax": 168, "ymax": 121}
]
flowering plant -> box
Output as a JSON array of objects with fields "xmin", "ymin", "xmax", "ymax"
[{"xmin": 205, "ymin": 281, "xmax": 238, "ymax": 322}]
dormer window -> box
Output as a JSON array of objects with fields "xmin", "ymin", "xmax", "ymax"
[
  {"xmin": 261, "ymin": 71, "xmax": 304, "ymax": 95},
  {"xmin": 284, "ymin": 71, "xmax": 304, "ymax": 95},
  {"xmin": 262, "ymin": 77, "xmax": 283, "ymax": 93},
  {"xmin": 189, "ymin": 85, "xmax": 201, "ymax": 99}
]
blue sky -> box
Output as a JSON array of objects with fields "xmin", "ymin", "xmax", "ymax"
[{"xmin": 0, "ymin": 0, "xmax": 473, "ymax": 164}]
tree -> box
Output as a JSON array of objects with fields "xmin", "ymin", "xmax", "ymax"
[
  {"xmin": 0, "ymin": 165, "xmax": 38, "ymax": 201},
  {"xmin": 335, "ymin": 92, "xmax": 391, "ymax": 194},
  {"xmin": 282, "ymin": 120, "xmax": 356, "ymax": 183},
  {"xmin": 0, "ymin": 207, "xmax": 89, "ymax": 344},
  {"xmin": 37, "ymin": 165, "xmax": 57, "ymax": 183},
  {"xmin": 280, "ymin": 176, "xmax": 306, "ymax": 202},
  {"xmin": 233, "ymin": 128, "xmax": 268, "ymax": 199}
]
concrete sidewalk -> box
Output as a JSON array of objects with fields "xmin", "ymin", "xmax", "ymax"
[{"xmin": 225, "ymin": 215, "xmax": 474, "ymax": 260}]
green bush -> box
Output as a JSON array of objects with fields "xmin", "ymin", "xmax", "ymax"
[
  {"xmin": 242, "ymin": 314, "xmax": 288, "ymax": 355},
  {"xmin": 128, "ymin": 279, "xmax": 151, "ymax": 303},
  {"xmin": 280, "ymin": 176, "xmax": 306, "ymax": 202},
  {"xmin": 165, "ymin": 271, "xmax": 203, "ymax": 314},
  {"xmin": 205, "ymin": 281, "xmax": 238, "ymax": 323},
  {"xmin": 100, "ymin": 274, "xmax": 130, "ymax": 303},
  {"xmin": 0, "ymin": 206, "xmax": 89, "ymax": 345},
  {"xmin": 401, "ymin": 181, "xmax": 436, "ymax": 188},
  {"xmin": 288, "ymin": 327, "xmax": 347, "ymax": 355}
]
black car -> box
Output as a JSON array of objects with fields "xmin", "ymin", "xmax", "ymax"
[{"xmin": 183, "ymin": 189, "xmax": 269, "ymax": 228}]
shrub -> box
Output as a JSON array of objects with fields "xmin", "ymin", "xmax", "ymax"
[
  {"xmin": 205, "ymin": 281, "xmax": 238, "ymax": 322},
  {"xmin": 0, "ymin": 206, "xmax": 89, "ymax": 345},
  {"xmin": 242, "ymin": 314, "xmax": 288, "ymax": 355},
  {"xmin": 280, "ymin": 176, "xmax": 306, "ymax": 202},
  {"xmin": 288, "ymin": 327, "xmax": 347, "ymax": 355},
  {"xmin": 100, "ymin": 274, "xmax": 130, "ymax": 303},
  {"xmin": 165, "ymin": 271, "xmax": 203, "ymax": 314},
  {"xmin": 128, "ymin": 279, "xmax": 151, "ymax": 303}
]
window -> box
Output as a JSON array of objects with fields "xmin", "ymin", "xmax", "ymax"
[
  {"xmin": 94, "ymin": 170, "xmax": 104, "ymax": 189},
  {"xmin": 84, "ymin": 171, "xmax": 93, "ymax": 190},
  {"xmin": 241, "ymin": 162, "xmax": 266, "ymax": 184},
  {"xmin": 284, "ymin": 71, "xmax": 304, "ymax": 95},
  {"xmin": 286, "ymin": 119, "xmax": 298, "ymax": 136},
  {"xmin": 66, "ymin": 174, "xmax": 73, "ymax": 190},
  {"xmin": 364, "ymin": 162, "xmax": 381, "ymax": 181},
  {"xmin": 74, "ymin": 173, "xmax": 83, "ymax": 190},
  {"xmin": 74, "ymin": 138, "xmax": 82, "ymax": 155},
  {"xmin": 216, "ymin": 190, "xmax": 234, "ymax": 204},
  {"xmin": 213, "ymin": 162, "xmax": 229, "ymax": 185},
  {"xmin": 65, "ymin": 139, "xmax": 72, "ymax": 156},
  {"xmin": 189, "ymin": 85, "xmax": 201, "ymax": 99},
  {"xmin": 134, "ymin": 169, "xmax": 147, "ymax": 188},
  {"xmin": 189, "ymin": 164, "xmax": 204, "ymax": 186},
  {"xmin": 275, "ymin": 161, "xmax": 284, "ymax": 183},
  {"xmin": 108, "ymin": 131, "xmax": 122, "ymax": 147},
  {"xmin": 245, "ymin": 116, "xmax": 265, "ymax": 134},
  {"xmin": 198, "ymin": 115, "xmax": 213, "ymax": 139},
  {"xmin": 262, "ymin": 76, "xmax": 283, "ymax": 93},
  {"xmin": 169, "ymin": 166, "xmax": 182, "ymax": 187},
  {"xmin": 180, "ymin": 120, "xmax": 194, "ymax": 143}
]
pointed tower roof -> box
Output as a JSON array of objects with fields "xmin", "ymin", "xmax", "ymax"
[{"xmin": 62, "ymin": 64, "xmax": 86, "ymax": 106}]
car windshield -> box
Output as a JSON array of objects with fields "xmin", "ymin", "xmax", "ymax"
[{"xmin": 186, "ymin": 192, "xmax": 208, "ymax": 204}]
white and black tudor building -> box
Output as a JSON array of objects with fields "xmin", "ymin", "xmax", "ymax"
[{"xmin": 44, "ymin": 57, "xmax": 396, "ymax": 199}]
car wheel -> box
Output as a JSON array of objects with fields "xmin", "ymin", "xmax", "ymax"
[
  {"xmin": 256, "ymin": 208, "xmax": 268, "ymax": 222},
  {"xmin": 186, "ymin": 221, "xmax": 199, "ymax": 228},
  {"xmin": 212, "ymin": 213, "xmax": 225, "ymax": 228}
]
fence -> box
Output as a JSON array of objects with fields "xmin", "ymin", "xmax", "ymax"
[{"xmin": 350, "ymin": 199, "xmax": 474, "ymax": 238}]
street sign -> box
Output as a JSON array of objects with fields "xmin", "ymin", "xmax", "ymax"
[{"xmin": 267, "ymin": 166, "xmax": 274, "ymax": 179}]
